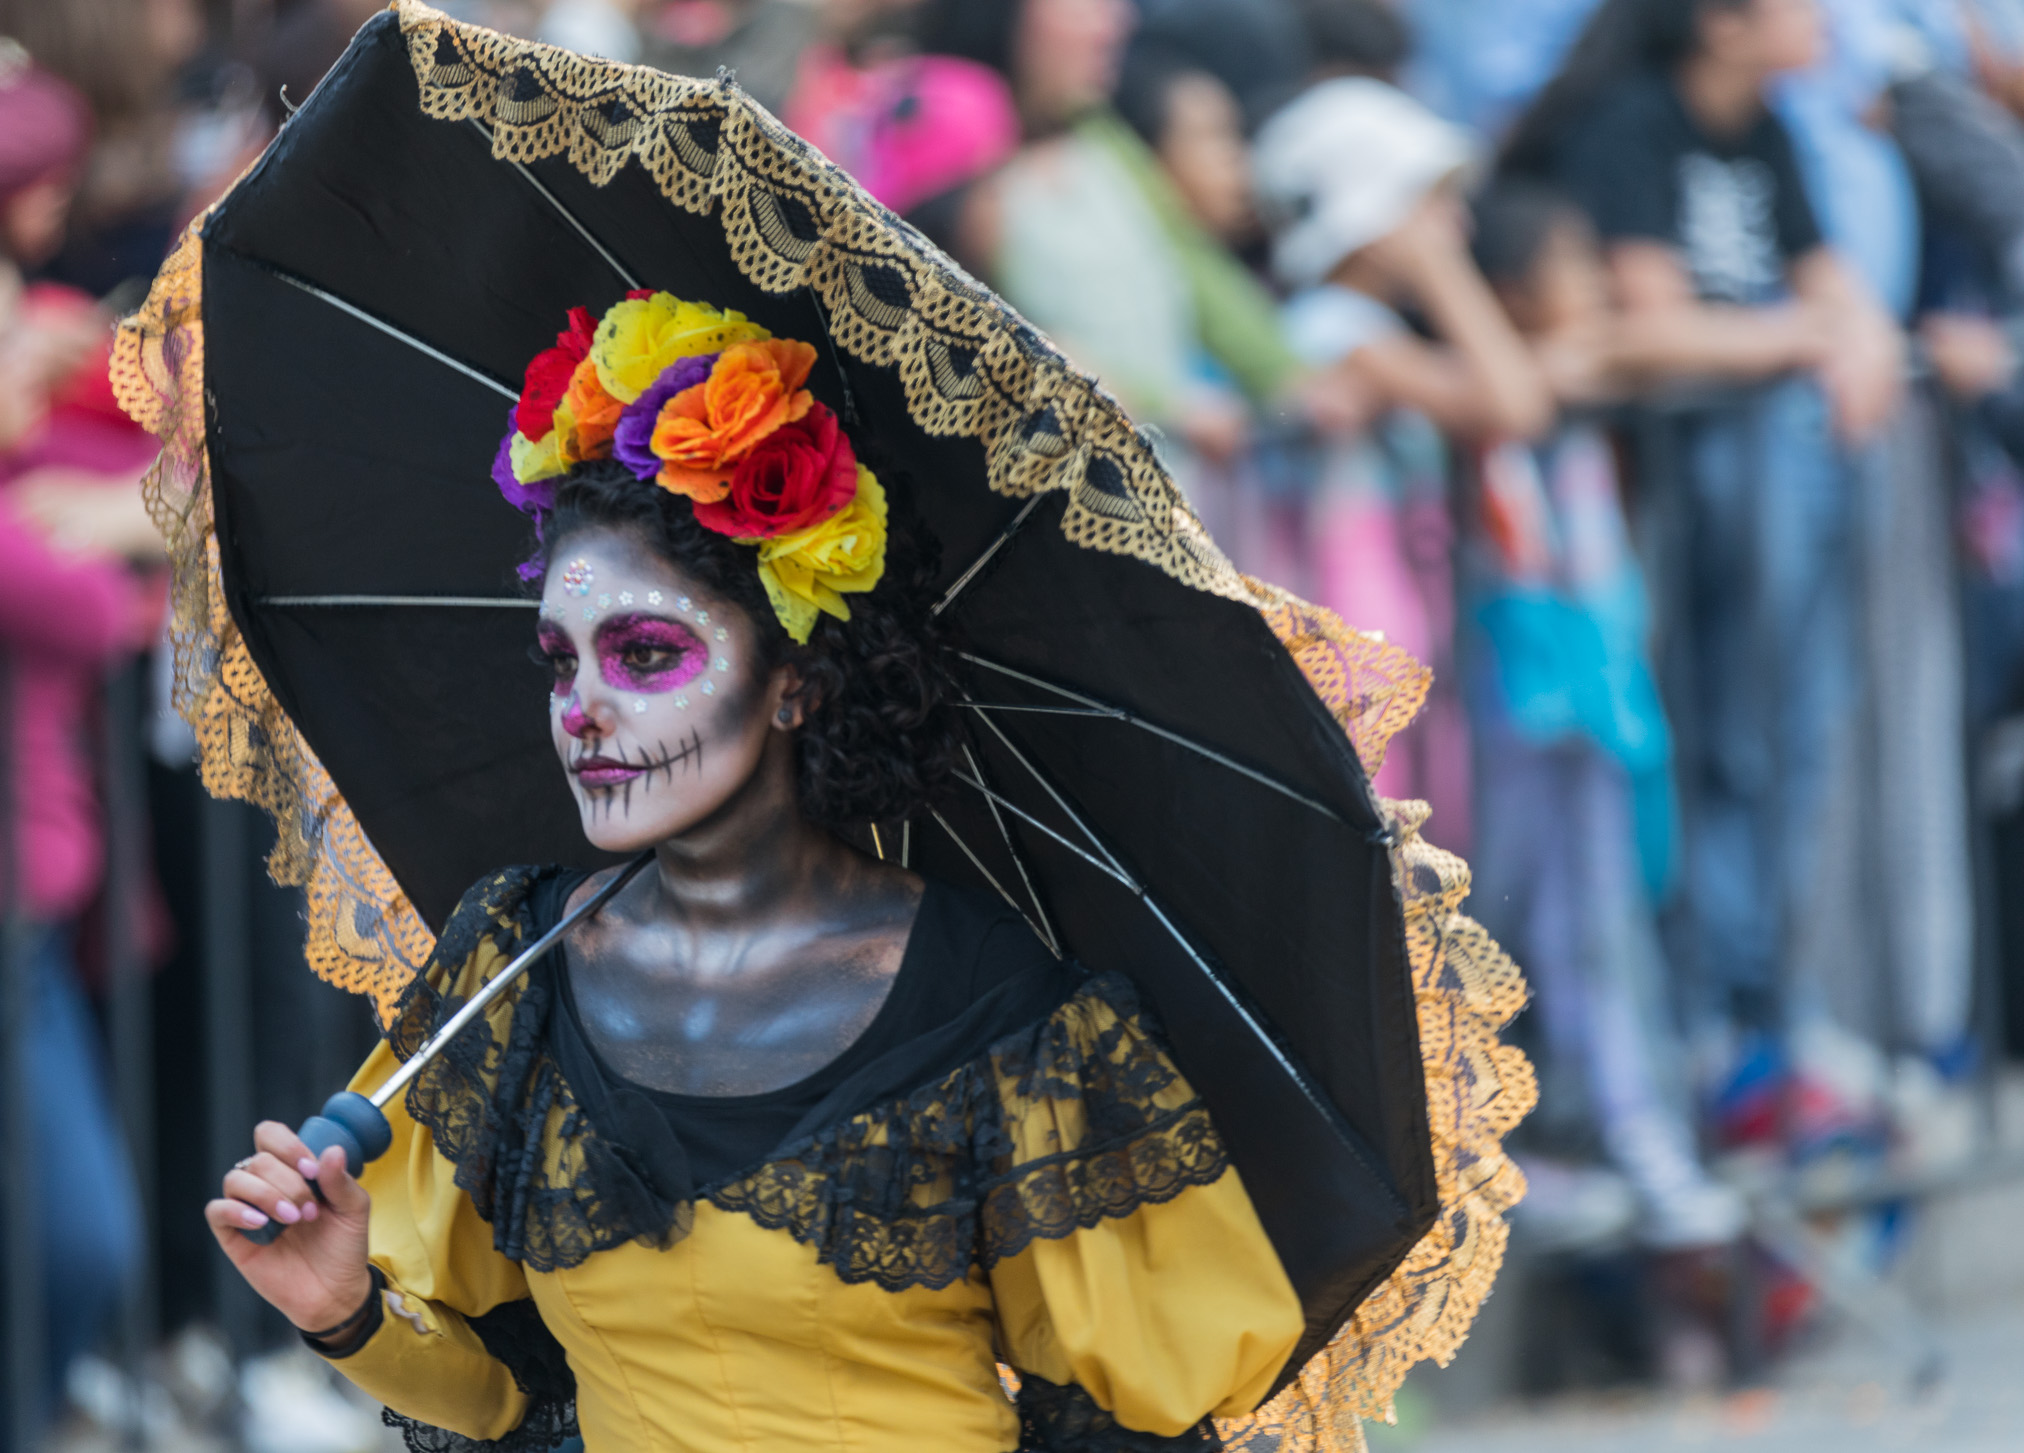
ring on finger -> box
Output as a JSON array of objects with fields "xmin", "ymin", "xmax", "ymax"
[{"xmin": 234, "ymin": 1157, "xmax": 256, "ymax": 1171}]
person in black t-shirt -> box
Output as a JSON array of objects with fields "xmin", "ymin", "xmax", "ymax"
[
  {"xmin": 1505, "ymin": 0, "xmax": 1902, "ymax": 438},
  {"xmin": 1499, "ymin": 0, "xmax": 1907, "ymax": 1208}
]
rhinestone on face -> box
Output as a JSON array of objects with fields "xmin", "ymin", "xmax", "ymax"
[
  {"xmin": 694, "ymin": 610, "xmax": 710, "ymax": 626},
  {"xmin": 715, "ymin": 657, "xmax": 729, "ymax": 672},
  {"xmin": 674, "ymin": 694, "xmax": 689, "ymax": 710},
  {"xmin": 676, "ymin": 595, "xmax": 693, "ymax": 614},
  {"xmin": 714, "ymin": 628, "xmax": 728, "ymax": 643},
  {"xmin": 619, "ymin": 592, "xmax": 634, "ymax": 607},
  {"xmin": 633, "ymin": 699, "xmax": 647, "ymax": 714},
  {"xmin": 597, "ymin": 594, "xmax": 611, "ymax": 609},
  {"xmin": 647, "ymin": 590, "xmax": 664, "ymax": 607},
  {"xmin": 701, "ymin": 680, "xmax": 716, "ymax": 697},
  {"xmin": 561, "ymin": 559, "xmax": 595, "ymax": 597},
  {"xmin": 582, "ymin": 605, "xmax": 597, "ymax": 621}
]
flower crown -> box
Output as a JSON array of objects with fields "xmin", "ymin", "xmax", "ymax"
[{"xmin": 493, "ymin": 289, "xmax": 887, "ymax": 644}]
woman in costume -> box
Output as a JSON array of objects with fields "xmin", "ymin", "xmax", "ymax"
[{"xmin": 205, "ymin": 294, "xmax": 1304, "ymax": 1450}]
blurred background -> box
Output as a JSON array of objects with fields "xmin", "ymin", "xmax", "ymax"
[{"xmin": 4, "ymin": 0, "xmax": 2024, "ymax": 1449}]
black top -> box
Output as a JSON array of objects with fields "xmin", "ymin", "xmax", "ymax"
[
  {"xmin": 529, "ymin": 872, "xmax": 1076, "ymax": 1190},
  {"xmin": 1556, "ymin": 73, "xmax": 1823, "ymax": 303}
]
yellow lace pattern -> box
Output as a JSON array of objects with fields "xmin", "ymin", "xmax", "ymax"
[{"xmin": 111, "ymin": 3, "xmax": 1534, "ymax": 1442}]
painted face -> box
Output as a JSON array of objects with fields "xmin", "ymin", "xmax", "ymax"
[{"xmin": 536, "ymin": 529, "xmax": 779, "ymax": 851}]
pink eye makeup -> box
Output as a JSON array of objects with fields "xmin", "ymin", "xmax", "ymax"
[
  {"xmin": 595, "ymin": 614, "xmax": 709, "ymax": 693},
  {"xmin": 535, "ymin": 624, "xmax": 578, "ymax": 686}
]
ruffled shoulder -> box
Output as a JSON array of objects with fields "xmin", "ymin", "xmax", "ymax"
[{"xmin": 708, "ymin": 970, "xmax": 1228, "ymax": 1291}]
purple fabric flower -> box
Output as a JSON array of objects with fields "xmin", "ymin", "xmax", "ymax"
[
  {"xmin": 491, "ymin": 407, "xmax": 559, "ymax": 516},
  {"xmin": 614, "ymin": 353, "xmax": 719, "ymax": 480}
]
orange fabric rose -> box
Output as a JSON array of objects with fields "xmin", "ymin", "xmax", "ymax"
[
  {"xmin": 557, "ymin": 355, "xmax": 625, "ymax": 464},
  {"xmin": 648, "ymin": 339, "xmax": 817, "ymax": 502}
]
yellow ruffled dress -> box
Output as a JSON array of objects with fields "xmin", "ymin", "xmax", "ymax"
[{"xmin": 322, "ymin": 870, "xmax": 1303, "ymax": 1451}]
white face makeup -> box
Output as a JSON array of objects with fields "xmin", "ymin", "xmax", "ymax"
[{"xmin": 537, "ymin": 530, "xmax": 780, "ymax": 851}]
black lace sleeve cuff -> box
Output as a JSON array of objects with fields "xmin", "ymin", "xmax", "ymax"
[
  {"xmin": 379, "ymin": 1298, "xmax": 581, "ymax": 1453},
  {"xmin": 1016, "ymin": 1373, "xmax": 1222, "ymax": 1451}
]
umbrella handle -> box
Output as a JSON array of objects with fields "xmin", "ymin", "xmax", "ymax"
[{"xmin": 236, "ymin": 1091, "xmax": 392, "ymax": 1245}]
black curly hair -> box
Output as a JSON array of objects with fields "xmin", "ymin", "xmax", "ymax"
[{"xmin": 531, "ymin": 455, "xmax": 965, "ymax": 833}]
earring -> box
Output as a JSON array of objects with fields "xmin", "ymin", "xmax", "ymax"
[{"xmin": 777, "ymin": 706, "xmax": 795, "ymax": 725}]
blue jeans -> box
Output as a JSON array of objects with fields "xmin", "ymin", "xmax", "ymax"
[
  {"xmin": 16, "ymin": 927, "xmax": 143, "ymax": 1412},
  {"xmin": 1673, "ymin": 379, "xmax": 1856, "ymax": 1032}
]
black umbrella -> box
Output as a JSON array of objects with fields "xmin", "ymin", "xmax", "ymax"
[{"xmin": 115, "ymin": 1, "xmax": 1530, "ymax": 1429}]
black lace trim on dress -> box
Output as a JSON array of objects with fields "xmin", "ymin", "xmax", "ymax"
[
  {"xmin": 1016, "ymin": 1373, "xmax": 1222, "ymax": 1451},
  {"xmin": 388, "ymin": 868, "xmax": 688, "ymax": 1272},
  {"xmin": 387, "ymin": 870, "xmax": 1231, "ymax": 1292},
  {"xmin": 706, "ymin": 974, "xmax": 1230, "ymax": 1292},
  {"xmin": 379, "ymin": 1299, "xmax": 579, "ymax": 1453}
]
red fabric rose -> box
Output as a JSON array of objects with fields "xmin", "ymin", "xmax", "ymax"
[
  {"xmin": 515, "ymin": 306, "xmax": 597, "ymax": 440},
  {"xmin": 693, "ymin": 404, "xmax": 860, "ymax": 539}
]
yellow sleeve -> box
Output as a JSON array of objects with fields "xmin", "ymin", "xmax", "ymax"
[
  {"xmin": 317, "ymin": 1036, "xmax": 532, "ymax": 1443},
  {"xmin": 990, "ymin": 1166, "xmax": 1303, "ymax": 1434}
]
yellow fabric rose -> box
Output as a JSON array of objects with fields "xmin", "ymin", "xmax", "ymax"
[
  {"xmin": 751, "ymin": 468, "xmax": 888, "ymax": 643},
  {"xmin": 591, "ymin": 293, "xmax": 771, "ymax": 402},
  {"xmin": 509, "ymin": 410, "xmax": 570, "ymax": 484}
]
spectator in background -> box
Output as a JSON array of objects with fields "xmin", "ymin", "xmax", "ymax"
[
  {"xmin": 0, "ymin": 51, "xmax": 153, "ymax": 1436},
  {"xmin": 1114, "ymin": 43, "xmax": 1256, "ymax": 246},
  {"xmin": 1254, "ymin": 77, "xmax": 1551, "ymax": 838},
  {"xmin": 638, "ymin": 0, "xmax": 819, "ymax": 114},
  {"xmin": 0, "ymin": 0, "xmax": 206, "ymax": 298},
  {"xmin": 1464, "ymin": 178, "xmax": 1745, "ymax": 1269},
  {"xmin": 784, "ymin": 0, "xmax": 1020, "ymax": 217},
  {"xmin": 1504, "ymin": 0, "xmax": 1905, "ymax": 1154},
  {"xmin": 1133, "ymin": 0, "xmax": 1310, "ymax": 129},
  {"xmin": 915, "ymin": 0, "xmax": 1303, "ymax": 493},
  {"xmin": 1297, "ymin": 0, "xmax": 1413, "ymax": 85}
]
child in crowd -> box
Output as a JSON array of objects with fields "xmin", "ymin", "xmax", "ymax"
[
  {"xmin": 1464, "ymin": 179, "xmax": 1746, "ymax": 1257},
  {"xmin": 1253, "ymin": 76, "xmax": 1551, "ymax": 840}
]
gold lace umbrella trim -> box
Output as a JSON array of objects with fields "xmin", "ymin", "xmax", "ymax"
[{"xmin": 110, "ymin": 6, "xmax": 1534, "ymax": 1445}]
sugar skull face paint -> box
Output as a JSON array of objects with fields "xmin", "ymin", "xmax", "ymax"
[{"xmin": 537, "ymin": 530, "xmax": 783, "ymax": 852}]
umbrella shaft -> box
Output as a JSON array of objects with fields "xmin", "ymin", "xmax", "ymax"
[{"xmin": 369, "ymin": 853, "xmax": 654, "ymax": 1111}]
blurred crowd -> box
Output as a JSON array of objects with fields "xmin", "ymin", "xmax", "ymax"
[{"xmin": 9, "ymin": 0, "xmax": 2024, "ymax": 1442}]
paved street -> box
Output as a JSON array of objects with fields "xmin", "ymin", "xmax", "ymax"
[{"xmin": 1371, "ymin": 1301, "xmax": 2024, "ymax": 1453}]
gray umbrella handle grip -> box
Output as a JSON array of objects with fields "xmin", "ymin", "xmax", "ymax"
[{"xmin": 236, "ymin": 1092, "xmax": 393, "ymax": 1245}]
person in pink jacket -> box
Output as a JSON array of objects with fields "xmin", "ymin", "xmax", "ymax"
[{"xmin": 0, "ymin": 49, "xmax": 155, "ymax": 1431}]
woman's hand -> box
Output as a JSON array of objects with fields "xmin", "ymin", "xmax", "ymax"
[{"xmin": 204, "ymin": 1122, "xmax": 375, "ymax": 1335}]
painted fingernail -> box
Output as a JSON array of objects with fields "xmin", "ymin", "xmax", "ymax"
[
  {"xmin": 298, "ymin": 1158, "xmax": 320, "ymax": 1179},
  {"xmin": 301, "ymin": 1201, "xmax": 320, "ymax": 1222},
  {"xmin": 273, "ymin": 1199, "xmax": 301, "ymax": 1225},
  {"xmin": 241, "ymin": 1206, "xmax": 269, "ymax": 1229}
]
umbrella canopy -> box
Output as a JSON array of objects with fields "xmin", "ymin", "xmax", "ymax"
[{"xmin": 114, "ymin": 2, "xmax": 1530, "ymax": 1436}]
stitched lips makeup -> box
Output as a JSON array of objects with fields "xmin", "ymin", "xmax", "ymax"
[{"xmin": 571, "ymin": 732, "xmax": 704, "ymax": 789}]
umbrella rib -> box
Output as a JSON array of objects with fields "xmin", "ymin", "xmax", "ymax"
[
  {"xmin": 963, "ymin": 701, "xmax": 1135, "ymax": 880},
  {"xmin": 958, "ymin": 653, "xmax": 1342, "ymax": 823},
  {"xmin": 241, "ymin": 257, "xmax": 518, "ymax": 402},
  {"xmin": 960, "ymin": 744, "xmax": 1061, "ymax": 955},
  {"xmin": 951, "ymin": 770, "xmax": 1138, "ymax": 893},
  {"xmin": 927, "ymin": 810, "xmax": 1057, "ymax": 952},
  {"xmin": 470, "ymin": 120, "xmax": 644, "ymax": 289},
  {"xmin": 932, "ymin": 498, "xmax": 1045, "ymax": 618},
  {"xmin": 961, "ymin": 703, "xmax": 1113, "ymax": 718},
  {"xmin": 261, "ymin": 596, "xmax": 537, "ymax": 609},
  {"xmin": 967, "ymin": 740, "xmax": 1349, "ymax": 1136},
  {"xmin": 1135, "ymin": 892, "xmax": 1349, "ymax": 1132}
]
